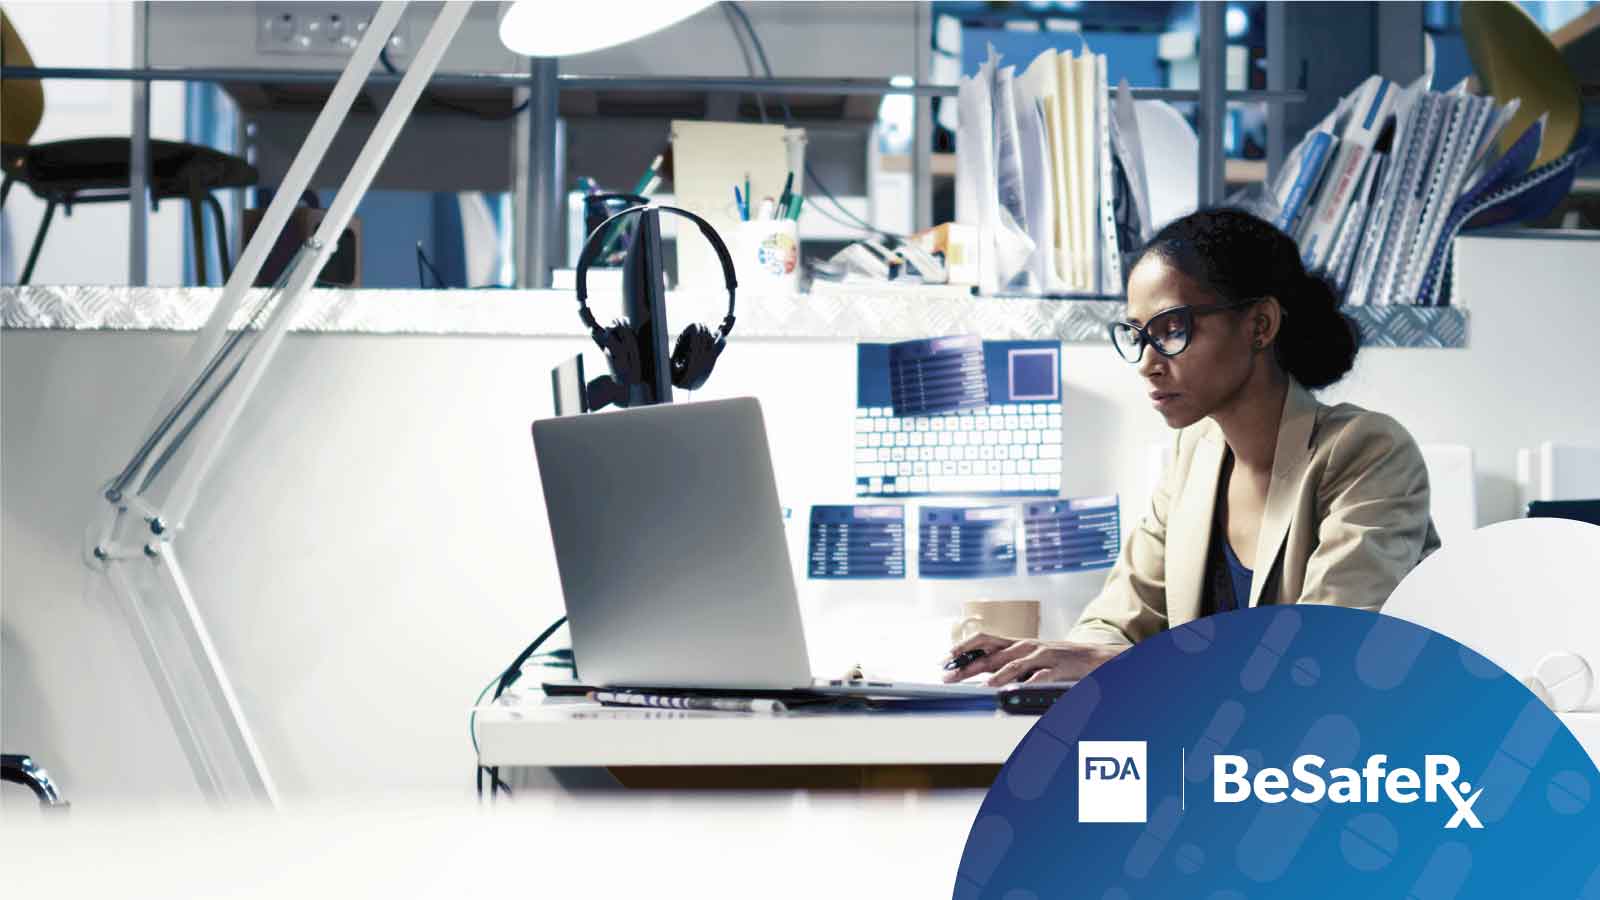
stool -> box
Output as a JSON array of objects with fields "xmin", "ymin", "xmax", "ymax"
[
  {"xmin": 1, "ymin": 754, "xmax": 68, "ymax": 809},
  {"xmin": 1, "ymin": 137, "xmax": 258, "ymax": 285}
]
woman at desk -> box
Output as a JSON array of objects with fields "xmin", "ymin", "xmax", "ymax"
[{"xmin": 946, "ymin": 208, "xmax": 1441, "ymax": 687}]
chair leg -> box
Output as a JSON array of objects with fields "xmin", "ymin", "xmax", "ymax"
[
  {"xmin": 206, "ymin": 193, "xmax": 233, "ymax": 282},
  {"xmin": 20, "ymin": 198, "xmax": 56, "ymax": 286},
  {"xmin": 188, "ymin": 194, "xmax": 208, "ymax": 285}
]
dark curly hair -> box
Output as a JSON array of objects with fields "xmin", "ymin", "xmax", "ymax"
[{"xmin": 1131, "ymin": 208, "xmax": 1360, "ymax": 389}]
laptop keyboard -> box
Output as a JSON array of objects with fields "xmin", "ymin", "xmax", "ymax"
[{"xmin": 853, "ymin": 402, "xmax": 1064, "ymax": 497}]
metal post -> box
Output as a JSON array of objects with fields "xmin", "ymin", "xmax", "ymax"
[
  {"xmin": 1196, "ymin": 0, "xmax": 1227, "ymax": 208},
  {"xmin": 130, "ymin": 1, "xmax": 150, "ymax": 286},
  {"xmin": 1265, "ymin": 1, "xmax": 1287, "ymax": 182},
  {"xmin": 521, "ymin": 57, "xmax": 560, "ymax": 289},
  {"xmin": 911, "ymin": 1, "xmax": 933, "ymax": 232}
]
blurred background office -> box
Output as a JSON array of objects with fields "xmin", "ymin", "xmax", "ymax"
[{"xmin": 2, "ymin": 0, "xmax": 1599, "ymax": 816}]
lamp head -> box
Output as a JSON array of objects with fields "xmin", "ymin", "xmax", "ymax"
[{"xmin": 498, "ymin": 0, "xmax": 713, "ymax": 57}]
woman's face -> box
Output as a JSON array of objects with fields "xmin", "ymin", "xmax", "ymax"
[{"xmin": 1123, "ymin": 254, "xmax": 1257, "ymax": 429}]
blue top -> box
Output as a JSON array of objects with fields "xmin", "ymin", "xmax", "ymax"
[{"xmin": 1219, "ymin": 537, "xmax": 1253, "ymax": 613}]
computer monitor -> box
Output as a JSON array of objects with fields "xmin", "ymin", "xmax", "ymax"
[{"xmin": 621, "ymin": 207, "xmax": 673, "ymax": 406}]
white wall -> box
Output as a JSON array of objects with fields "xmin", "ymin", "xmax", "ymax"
[
  {"xmin": 0, "ymin": 2, "xmax": 189, "ymax": 286},
  {"xmin": 3, "ymin": 232, "xmax": 1598, "ymax": 808}
]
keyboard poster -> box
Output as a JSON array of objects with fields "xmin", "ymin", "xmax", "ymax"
[{"xmin": 855, "ymin": 339, "xmax": 1063, "ymax": 498}]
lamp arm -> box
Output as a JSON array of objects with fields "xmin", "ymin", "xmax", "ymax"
[
  {"xmin": 83, "ymin": 0, "xmax": 475, "ymax": 807},
  {"xmin": 106, "ymin": 1, "xmax": 410, "ymax": 503},
  {"xmin": 158, "ymin": 2, "xmax": 473, "ymax": 528}
]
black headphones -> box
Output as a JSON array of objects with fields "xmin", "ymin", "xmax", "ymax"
[{"xmin": 574, "ymin": 204, "xmax": 738, "ymax": 394}]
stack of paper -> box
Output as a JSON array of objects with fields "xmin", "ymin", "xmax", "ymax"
[
  {"xmin": 956, "ymin": 45, "xmax": 1140, "ymax": 296},
  {"xmin": 1270, "ymin": 71, "xmax": 1593, "ymax": 307}
]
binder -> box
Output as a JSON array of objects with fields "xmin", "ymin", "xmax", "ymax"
[
  {"xmin": 1094, "ymin": 54, "xmax": 1122, "ymax": 294},
  {"xmin": 1372, "ymin": 92, "xmax": 1446, "ymax": 305},
  {"xmin": 1299, "ymin": 75, "xmax": 1397, "ymax": 272},
  {"xmin": 1274, "ymin": 130, "xmax": 1336, "ymax": 236},
  {"xmin": 1408, "ymin": 94, "xmax": 1494, "ymax": 305}
]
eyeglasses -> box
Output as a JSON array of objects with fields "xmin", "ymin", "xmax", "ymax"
[{"xmin": 1108, "ymin": 298, "xmax": 1262, "ymax": 363}]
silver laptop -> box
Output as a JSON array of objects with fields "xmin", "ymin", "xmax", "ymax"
[{"xmin": 531, "ymin": 397, "xmax": 995, "ymax": 699}]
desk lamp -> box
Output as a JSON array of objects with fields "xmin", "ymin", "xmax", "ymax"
[{"xmin": 87, "ymin": 0, "xmax": 708, "ymax": 806}]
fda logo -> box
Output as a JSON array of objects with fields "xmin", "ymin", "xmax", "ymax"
[{"xmin": 1079, "ymin": 741, "xmax": 1147, "ymax": 823}]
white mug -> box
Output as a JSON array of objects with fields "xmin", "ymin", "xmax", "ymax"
[{"xmin": 951, "ymin": 598, "xmax": 1041, "ymax": 643}]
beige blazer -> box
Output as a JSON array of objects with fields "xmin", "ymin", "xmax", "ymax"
[{"xmin": 1069, "ymin": 379, "xmax": 1441, "ymax": 645}]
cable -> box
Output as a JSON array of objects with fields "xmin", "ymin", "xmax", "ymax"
[
  {"xmin": 380, "ymin": 46, "xmax": 529, "ymax": 121},
  {"xmin": 723, "ymin": 1, "xmax": 902, "ymax": 240},
  {"xmin": 472, "ymin": 615, "xmax": 571, "ymax": 801}
]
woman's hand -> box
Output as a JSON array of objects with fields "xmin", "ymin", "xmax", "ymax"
[{"xmin": 942, "ymin": 633, "xmax": 1126, "ymax": 686}]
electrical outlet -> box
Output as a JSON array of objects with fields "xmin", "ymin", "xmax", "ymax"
[{"xmin": 256, "ymin": 2, "xmax": 409, "ymax": 57}]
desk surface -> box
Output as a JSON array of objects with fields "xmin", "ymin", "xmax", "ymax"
[
  {"xmin": 474, "ymin": 698, "xmax": 1600, "ymax": 770},
  {"xmin": 473, "ymin": 694, "xmax": 1035, "ymax": 768}
]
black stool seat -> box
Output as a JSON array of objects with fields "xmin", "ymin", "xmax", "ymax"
[
  {"xmin": 1, "ymin": 138, "xmax": 258, "ymax": 284},
  {"xmin": 1, "ymin": 753, "xmax": 68, "ymax": 809}
]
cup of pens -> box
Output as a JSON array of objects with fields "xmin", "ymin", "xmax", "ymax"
[{"xmin": 732, "ymin": 174, "xmax": 803, "ymax": 296}]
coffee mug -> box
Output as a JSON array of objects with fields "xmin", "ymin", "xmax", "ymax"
[{"xmin": 951, "ymin": 598, "xmax": 1041, "ymax": 642}]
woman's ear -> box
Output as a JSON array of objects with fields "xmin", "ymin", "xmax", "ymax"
[{"xmin": 1255, "ymin": 296, "xmax": 1284, "ymax": 348}]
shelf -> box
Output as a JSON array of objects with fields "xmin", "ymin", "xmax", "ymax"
[
  {"xmin": 0, "ymin": 285, "xmax": 1467, "ymax": 348},
  {"xmin": 878, "ymin": 156, "xmax": 1271, "ymax": 184}
]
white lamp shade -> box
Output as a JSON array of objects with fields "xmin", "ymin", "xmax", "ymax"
[{"xmin": 498, "ymin": 0, "xmax": 714, "ymax": 58}]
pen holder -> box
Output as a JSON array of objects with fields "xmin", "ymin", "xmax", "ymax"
[{"xmin": 734, "ymin": 219, "xmax": 800, "ymax": 297}]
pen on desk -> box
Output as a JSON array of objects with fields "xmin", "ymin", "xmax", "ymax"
[
  {"xmin": 734, "ymin": 185, "xmax": 746, "ymax": 220},
  {"xmin": 787, "ymin": 195, "xmax": 804, "ymax": 221},
  {"xmin": 744, "ymin": 172, "xmax": 751, "ymax": 216},
  {"xmin": 591, "ymin": 690, "xmax": 786, "ymax": 714}
]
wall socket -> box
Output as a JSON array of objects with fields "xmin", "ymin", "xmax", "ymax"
[{"xmin": 255, "ymin": 2, "xmax": 412, "ymax": 58}]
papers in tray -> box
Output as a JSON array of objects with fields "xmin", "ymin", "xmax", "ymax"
[
  {"xmin": 957, "ymin": 44, "xmax": 1149, "ymax": 298},
  {"xmin": 1270, "ymin": 70, "xmax": 1594, "ymax": 307}
]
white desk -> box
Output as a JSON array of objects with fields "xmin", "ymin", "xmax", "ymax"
[
  {"xmin": 473, "ymin": 693, "xmax": 1034, "ymax": 788},
  {"xmin": 474, "ymin": 698, "xmax": 1600, "ymax": 777}
]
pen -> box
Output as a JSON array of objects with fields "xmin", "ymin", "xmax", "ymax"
[
  {"xmin": 777, "ymin": 171, "xmax": 794, "ymax": 211},
  {"xmin": 944, "ymin": 648, "xmax": 987, "ymax": 671},
  {"xmin": 734, "ymin": 185, "xmax": 745, "ymax": 220},
  {"xmin": 744, "ymin": 172, "xmax": 751, "ymax": 216},
  {"xmin": 787, "ymin": 195, "xmax": 804, "ymax": 221},
  {"xmin": 631, "ymin": 153, "xmax": 664, "ymax": 195},
  {"xmin": 756, "ymin": 196, "xmax": 776, "ymax": 220}
]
